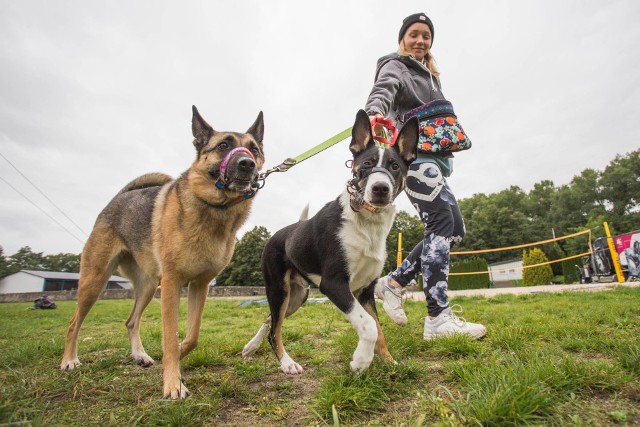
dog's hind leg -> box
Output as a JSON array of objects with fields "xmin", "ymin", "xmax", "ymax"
[
  {"xmin": 243, "ymin": 276, "xmax": 309, "ymax": 360},
  {"xmin": 179, "ymin": 277, "xmax": 210, "ymax": 359},
  {"xmin": 320, "ymin": 278, "xmax": 378, "ymax": 373},
  {"xmin": 120, "ymin": 256, "xmax": 158, "ymax": 367},
  {"xmin": 268, "ymin": 271, "xmax": 302, "ymax": 374},
  {"xmin": 356, "ymin": 282, "xmax": 395, "ymax": 364},
  {"xmin": 60, "ymin": 226, "xmax": 123, "ymax": 371}
]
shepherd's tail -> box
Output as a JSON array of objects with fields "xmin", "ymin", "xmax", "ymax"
[{"xmin": 117, "ymin": 173, "xmax": 173, "ymax": 195}]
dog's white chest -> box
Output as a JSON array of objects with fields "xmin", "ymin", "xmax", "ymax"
[{"xmin": 338, "ymin": 198, "xmax": 394, "ymax": 292}]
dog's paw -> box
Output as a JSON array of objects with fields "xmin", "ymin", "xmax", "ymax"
[
  {"xmin": 133, "ymin": 354, "xmax": 156, "ymax": 368},
  {"xmin": 163, "ymin": 380, "xmax": 190, "ymax": 400},
  {"xmin": 242, "ymin": 342, "xmax": 259, "ymax": 359},
  {"xmin": 133, "ymin": 352, "xmax": 155, "ymax": 368},
  {"xmin": 280, "ymin": 361, "xmax": 304, "ymax": 375},
  {"xmin": 349, "ymin": 359, "xmax": 372, "ymax": 374},
  {"xmin": 280, "ymin": 354, "xmax": 303, "ymax": 375},
  {"xmin": 60, "ymin": 358, "xmax": 81, "ymax": 371}
]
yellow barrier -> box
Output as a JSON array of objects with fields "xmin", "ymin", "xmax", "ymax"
[
  {"xmin": 396, "ymin": 228, "xmax": 594, "ymax": 279},
  {"xmin": 451, "ymin": 229, "xmax": 592, "ymax": 255},
  {"xmin": 449, "ymin": 251, "xmax": 592, "ymax": 276}
]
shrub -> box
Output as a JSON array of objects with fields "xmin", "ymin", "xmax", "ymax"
[
  {"xmin": 522, "ymin": 248, "xmax": 554, "ymax": 286},
  {"xmin": 561, "ymin": 259, "xmax": 580, "ymax": 284},
  {"xmin": 450, "ymin": 257, "xmax": 490, "ymax": 290}
]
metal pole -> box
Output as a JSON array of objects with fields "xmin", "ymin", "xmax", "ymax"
[{"xmin": 603, "ymin": 222, "xmax": 625, "ymax": 283}]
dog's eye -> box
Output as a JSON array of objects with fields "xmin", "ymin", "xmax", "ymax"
[
  {"xmin": 250, "ymin": 146, "xmax": 260, "ymax": 155},
  {"xmin": 391, "ymin": 162, "xmax": 400, "ymax": 170},
  {"xmin": 362, "ymin": 161, "xmax": 372, "ymax": 167},
  {"xmin": 218, "ymin": 142, "xmax": 229, "ymax": 150}
]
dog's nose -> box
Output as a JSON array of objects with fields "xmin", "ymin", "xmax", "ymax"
[
  {"xmin": 371, "ymin": 183, "xmax": 390, "ymax": 198},
  {"xmin": 238, "ymin": 157, "xmax": 256, "ymax": 172}
]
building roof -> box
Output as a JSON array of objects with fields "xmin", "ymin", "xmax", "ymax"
[{"xmin": 21, "ymin": 270, "xmax": 129, "ymax": 282}]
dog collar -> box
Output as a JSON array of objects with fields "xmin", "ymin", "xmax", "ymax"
[
  {"xmin": 198, "ymin": 184, "xmax": 261, "ymax": 210},
  {"xmin": 349, "ymin": 198, "xmax": 380, "ymax": 213}
]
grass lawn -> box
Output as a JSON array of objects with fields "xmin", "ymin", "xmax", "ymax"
[{"xmin": 1, "ymin": 286, "xmax": 639, "ymax": 426}]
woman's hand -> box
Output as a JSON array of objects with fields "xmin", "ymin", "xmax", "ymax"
[{"xmin": 369, "ymin": 113, "xmax": 385, "ymax": 137}]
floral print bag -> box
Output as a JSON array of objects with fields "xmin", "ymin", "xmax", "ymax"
[{"xmin": 405, "ymin": 99, "xmax": 472, "ymax": 153}]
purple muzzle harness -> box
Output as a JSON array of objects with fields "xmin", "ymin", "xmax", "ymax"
[{"xmin": 211, "ymin": 147, "xmax": 264, "ymax": 209}]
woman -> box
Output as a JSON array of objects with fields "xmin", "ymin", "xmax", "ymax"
[{"xmin": 365, "ymin": 12, "xmax": 486, "ymax": 340}]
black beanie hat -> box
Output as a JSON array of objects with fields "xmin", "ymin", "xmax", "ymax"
[{"xmin": 398, "ymin": 13, "xmax": 434, "ymax": 45}]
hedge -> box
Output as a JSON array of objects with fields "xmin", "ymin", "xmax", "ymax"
[{"xmin": 449, "ymin": 257, "xmax": 490, "ymax": 290}]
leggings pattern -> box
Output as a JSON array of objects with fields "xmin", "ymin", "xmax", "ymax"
[{"xmin": 389, "ymin": 161, "xmax": 465, "ymax": 317}]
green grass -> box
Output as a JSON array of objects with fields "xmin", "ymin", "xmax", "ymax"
[{"xmin": 1, "ymin": 287, "xmax": 639, "ymax": 426}]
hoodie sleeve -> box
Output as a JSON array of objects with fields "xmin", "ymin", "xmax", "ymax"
[{"xmin": 364, "ymin": 60, "xmax": 403, "ymax": 118}]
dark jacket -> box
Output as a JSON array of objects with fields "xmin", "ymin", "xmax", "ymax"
[{"xmin": 365, "ymin": 53, "xmax": 445, "ymax": 125}]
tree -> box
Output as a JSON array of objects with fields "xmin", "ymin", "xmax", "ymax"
[
  {"xmin": 0, "ymin": 246, "xmax": 9, "ymax": 278},
  {"xmin": 527, "ymin": 180, "xmax": 557, "ymax": 239},
  {"xmin": 384, "ymin": 210, "xmax": 423, "ymax": 273},
  {"xmin": 457, "ymin": 186, "xmax": 534, "ymax": 264},
  {"xmin": 600, "ymin": 149, "xmax": 640, "ymax": 232},
  {"xmin": 522, "ymin": 248, "xmax": 553, "ymax": 286},
  {"xmin": 7, "ymin": 246, "xmax": 45, "ymax": 275},
  {"xmin": 216, "ymin": 226, "xmax": 271, "ymax": 286},
  {"xmin": 43, "ymin": 253, "xmax": 81, "ymax": 273}
]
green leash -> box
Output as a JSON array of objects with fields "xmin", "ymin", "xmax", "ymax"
[
  {"xmin": 257, "ymin": 127, "xmax": 352, "ymax": 183},
  {"xmin": 291, "ymin": 127, "xmax": 353, "ymax": 164}
]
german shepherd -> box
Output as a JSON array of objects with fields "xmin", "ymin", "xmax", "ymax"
[
  {"xmin": 243, "ymin": 110, "xmax": 418, "ymax": 374},
  {"xmin": 60, "ymin": 106, "xmax": 265, "ymax": 399}
]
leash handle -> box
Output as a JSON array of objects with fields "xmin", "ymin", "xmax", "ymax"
[{"xmin": 370, "ymin": 117, "xmax": 398, "ymax": 146}]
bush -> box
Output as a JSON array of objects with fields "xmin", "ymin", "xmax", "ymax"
[
  {"xmin": 449, "ymin": 257, "xmax": 490, "ymax": 290},
  {"xmin": 561, "ymin": 259, "xmax": 580, "ymax": 284},
  {"xmin": 522, "ymin": 248, "xmax": 554, "ymax": 286}
]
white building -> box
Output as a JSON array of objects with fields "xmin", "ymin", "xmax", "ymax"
[
  {"xmin": 488, "ymin": 260, "xmax": 523, "ymax": 286},
  {"xmin": 0, "ymin": 270, "xmax": 131, "ymax": 294}
]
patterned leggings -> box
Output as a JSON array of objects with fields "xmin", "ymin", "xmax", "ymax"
[{"xmin": 389, "ymin": 161, "xmax": 465, "ymax": 317}]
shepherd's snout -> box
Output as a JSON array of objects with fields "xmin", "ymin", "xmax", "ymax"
[{"xmin": 238, "ymin": 157, "xmax": 256, "ymax": 172}]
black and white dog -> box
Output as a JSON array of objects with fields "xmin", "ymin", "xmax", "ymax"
[{"xmin": 243, "ymin": 110, "xmax": 418, "ymax": 374}]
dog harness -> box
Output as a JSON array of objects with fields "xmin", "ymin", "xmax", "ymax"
[
  {"xmin": 215, "ymin": 147, "xmax": 255, "ymax": 189},
  {"xmin": 347, "ymin": 166, "xmax": 398, "ymax": 213}
]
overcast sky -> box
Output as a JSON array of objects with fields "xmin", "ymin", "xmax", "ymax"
[{"xmin": 1, "ymin": 0, "xmax": 639, "ymax": 257}]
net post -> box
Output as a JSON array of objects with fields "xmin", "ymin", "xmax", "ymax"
[{"xmin": 603, "ymin": 222, "xmax": 625, "ymax": 283}]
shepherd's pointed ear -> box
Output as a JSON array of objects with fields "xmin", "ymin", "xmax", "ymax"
[
  {"xmin": 349, "ymin": 110, "xmax": 374, "ymax": 155},
  {"xmin": 246, "ymin": 111, "xmax": 264, "ymax": 148},
  {"xmin": 394, "ymin": 116, "xmax": 418, "ymax": 165},
  {"xmin": 192, "ymin": 105, "xmax": 215, "ymax": 151}
]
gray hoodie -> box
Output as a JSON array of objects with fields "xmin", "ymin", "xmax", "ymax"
[
  {"xmin": 365, "ymin": 53, "xmax": 453, "ymax": 176},
  {"xmin": 365, "ymin": 53, "xmax": 445, "ymax": 125}
]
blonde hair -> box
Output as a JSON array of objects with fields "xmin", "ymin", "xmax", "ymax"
[{"xmin": 398, "ymin": 40, "xmax": 440, "ymax": 78}]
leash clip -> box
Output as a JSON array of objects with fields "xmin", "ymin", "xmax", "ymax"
[{"xmin": 257, "ymin": 158, "xmax": 298, "ymax": 185}]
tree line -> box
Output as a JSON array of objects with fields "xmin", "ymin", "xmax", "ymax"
[
  {"xmin": 0, "ymin": 246, "xmax": 80, "ymax": 278},
  {"xmin": 2, "ymin": 149, "xmax": 638, "ymax": 286}
]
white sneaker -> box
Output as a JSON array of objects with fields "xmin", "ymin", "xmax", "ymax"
[
  {"xmin": 423, "ymin": 305, "xmax": 486, "ymax": 340},
  {"xmin": 374, "ymin": 276, "xmax": 408, "ymax": 326}
]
